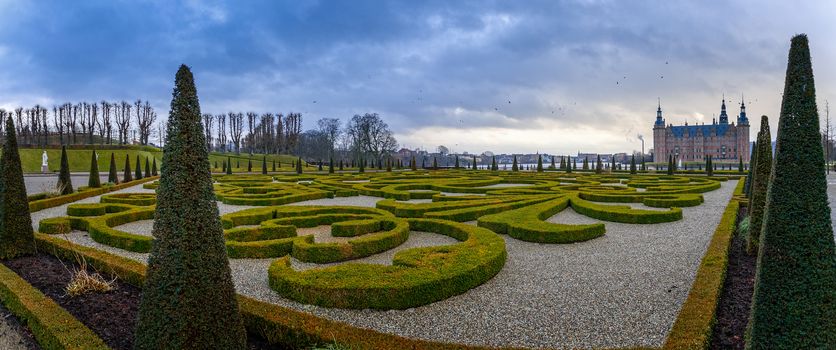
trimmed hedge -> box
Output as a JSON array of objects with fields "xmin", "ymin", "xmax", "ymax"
[
  {"xmin": 478, "ymin": 196, "xmax": 605, "ymax": 243},
  {"xmin": 292, "ymin": 219, "xmax": 409, "ymax": 263},
  {"xmin": 0, "ymin": 263, "xmax": 109, "ymax": 350},
  {"xmin": 100, "ymin": 193, "xmax": 156, "ymax": 206},
  {"xmin": 570, "ymin": 195, "xmax": 682, "ymax": 224},
  {"xmin": 28, "ymin": 176, "xmax": 158, "ymax": 212},
  {"xmin": 268, "ymin": 218, "xmax": 507, "ymax": 309}
]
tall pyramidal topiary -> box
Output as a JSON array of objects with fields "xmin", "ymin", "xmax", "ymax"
[
  {"xmin": 88, "ymin": 149, "xmax": 101, "ymax": 188},
  {"xmin": 746, "ymin": 116, "xmax": 772, "ymax": 255},
  {"xmin": 582, "ymin": 157, "xmax": 588, "ymax": 170},
  {"xmin": 595, "ymin": 155, "xmax": 602, "ymax": 174},
  {"xmin": 667, "ymin": 154, "xmax": 674, "ymax": 175},
  {"xmin": 537, "ymin": 154, "xmax": 543, "ymax": 172},
  {"xmin": 273, "ymin": 160, "xmax": 276, "ymax": 172},
  {"xmin": 262, "ymin": 156, "xmax": 268, "ymax": 174},
  {"xmin": 134, "ymin": 65, "xmax": 246, "ymax": 349},
  {"xmin": 359, "ymin": 157, "xmax": 365, "ymax": 173},
  {"xmin": 226, "ymin": 156, "xmax": 232, "ymax": 174},
  {"xmin": 152, "ymin": 158, "xmax": 158, "ymax": 176},
  {"xmin": 144, "ymin": 157, "xmax": 151, "ymax": 178},
  {"xmin": 0, "ymin": 116, "xmax": 35, "ymax": 258},
  {"xmin": 745, "ymin": 141, "xmax": 758, "ymax": 197},
  {"xmin": 247, "ymin": 158, "xmax": 252, "ymax": 172},
  {"xmin": 746, "ymin": 34, "xmax": 836, "ymax": 349},
  {"xmin": 296, "ymin": 157, "xmax": 303, "ymax": 174},
  {"xmin": 491, "ymin": 156, "xmax": 497, "ymax": 171},
  {"xmin": 472, "ymin": 156, "xmax": 477, "ymax": 170},
  {"xmin": 706, "ymin": 155, "xmax": 713, "ymax": 176},
  {"xmin": 328, "ymin": 157, "xmax": 334, "ymax": 174},
  {"xmin": 123, "ymin": 154, "xmax": 133, "ymax": 182},
  {"xmin": 630, "ymin": 154, "xmax": 637, "ymax": 174},
  {"xmin": 135, "ymin": 155, "xmax": 143, "ymax": 180},
  {"xmin": 108, "ymin": 153, "xmax": 118, "ymax": 184},
  {"xmin": 512, "ymin": 155, "xmax": 518, "ymax": 171},
  {"xmin": 58, "ymin": 145, "xmax": 73, "ymax": 194},
  {"xmin": 411, "ymin": 156, "xmax": 417, "ymax": 171}
]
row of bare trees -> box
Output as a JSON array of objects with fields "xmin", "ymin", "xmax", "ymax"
[
  {"xmin": 202, "ymin": 112, "xmax": 303, "ymax": 155},
  {"xmin": 0, "ymin": 100, "xmax": 157, "ymax": 147}
]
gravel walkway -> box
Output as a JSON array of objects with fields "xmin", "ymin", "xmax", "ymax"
[{"xmin": 36, "ymin": 180, "xmax": 735, "ymax": 349}]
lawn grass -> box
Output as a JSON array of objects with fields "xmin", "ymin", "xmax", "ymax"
[{"xmin": 8, "ymin": 147, "xmax": 302, "ymax": 173}]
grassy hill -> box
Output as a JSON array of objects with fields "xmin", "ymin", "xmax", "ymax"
[{"xmin": 8, "ymin": 146, "xmax": 302, "ymax": 173}]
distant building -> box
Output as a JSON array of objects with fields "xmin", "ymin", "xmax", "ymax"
[{"xmin": 653, "ymin": 98, "xmax": 750, "ymax": 163}]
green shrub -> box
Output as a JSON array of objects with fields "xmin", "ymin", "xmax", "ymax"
[
  {"xmin": 269, "ymin": 218, "xmax": 506, "ymax": 310},
  {"xmin": 0, "ymin": 116, "xmax": 36, "ymax": 258},
  {"xmin": 478, "ymin": 197, "xmax": 605, "ymax": 243},
  {"xmin": 58, "ymin": 145, "xmax": 73, "ymax": 194},
  {"xmin": 747, "ymin": 34, "xmax": 836, "ymax": 349},
  {"xmin": 134, "ymin": 65, "xmax": 246, "ymax": 349},
  {"xmin": 746, "ymin": 116, "xmax": 772, "ymax": 255}
]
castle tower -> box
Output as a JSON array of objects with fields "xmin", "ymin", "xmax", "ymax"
[
  {"xmin": 737, "ymin": 100, "xmax": 750, "ymax": 162},
  {"xmin": 652, "ymin": 99, "xmax": 666, "ymax": 162},
  {"xmin": 719, "ymin": 97, "xmax": 729, "ymax": 124}
]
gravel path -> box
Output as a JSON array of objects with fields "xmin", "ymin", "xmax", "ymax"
[
  {"xmin": 24, "ymin": 174, "xmax": 109, "ymax": 196},
  {"xmin": 37, "ymin": 179, "xmax": 738, "ymax": 349},
  {"xmin": 0, "ymin": 304, "xmax": 37, "ymax": 350}
]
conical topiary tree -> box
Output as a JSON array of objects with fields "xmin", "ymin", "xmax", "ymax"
[
  {"xmin": 386, "ymin": 157, "xmax": 392, "ymax": 172},
  {"xmin": 273, "ymin": 160, "xmax": 276, "ymax": 172},
  {"xmin": 152, "ymin": 158, "xmax": 158, "ymax": 176},
  {"xmin": 108, "ymin": 153, "xmax": 118, "ymax": 184},
  {"xmin": 262, "ymin": 156, "xmax": 268, "ymax": 174},
  {"xmin": 339, "ymin": 159, "xmax": 344, "ymax": 171},
  {"xmin": 512, "ymin": 155, "xmax": 518, "ymax": 171},
  {"xmin": 630, "ymin": 155, "xmax": 637, "ymax": 174},
  {"xmin": 747, "ymin": 116, "xmax": 772, "ymax": 255},
  {"xmin": 411, "ymin": 156, "xmax": 417, "ymax": 171},
  {"xmin": 0, "ymin": 116, "xmax": 35, "ymax": 258},
  {"xmin": 537, "ymin": 155, "xmax": 543, "ymax": 172},
  {"xmin": 582, "ymin": 157, "xmax": 588, "ymax": 170},
  {"xmin": 454, "ymin": 155, "xmax": 459, "ymax": 169},
  {"xmin": 328, "ymin": 157, "xmax": 334, "ymax": 174},
  {"xmin": 746, "ymin": 34, "xmax": 836, "ymax": 349},
  {"xmin": 134, "ymin": 65, "xmax": 246, "ymax": 349},
  {"xmin": 745, "ymin": 141, "xmax": 758, "ymax": 196},
  {"xmin": 144, "ymin": 157, "xmax": 151, "ymax": 178},
  {"xmin": 88, "ymin": 149, "xmax": 101, "ymax": 188},
  {"xmin": 706, "ymin": 155, "xmax": 713, "ymax": 176},
  {"xmin": 123, "ymin": 154, "xmax": 133, "ymax": 182},
  {"xmin": 491, "ymin": 156, "xmax": 497, "ymax": 171},
  {"xmin": 667, "ymin": 154, "xmax": 674, "ymax": 175},
  {"xmin": 595, "ymin": 155, "xmax": 602, "ymax": 174},
  {"xmin": 432, "ymin": 157, "xmax": 438, "ymax": 169},
  {"xmin": 296, "ymin": 157, "xmax": 303, "ymax": 174},
  {"xmin": 472, "ymin": 156, "xmax": 477, "ymax": 170},
  {"xmin": 135, "ymin": 155, "xmax": 143, "ymax": 180},
  {"xmin": 247, "ymin": 158, "xmax": 252, "ymax": 172},
  {"xmin": 57, "ymin": 145, "xmax": 73, "ymax": 194},
  {"xmin": 237, "ymin": 160, "xmax": 240, "ymax": 169},
  {"xmin": 226, "ymin": 156, "xmax": 232, "ymax": 174},
  {"xmin": 738, "ymin": 157, "xmax": 744, "ymax": 173},
  {"xmin": 359, "ymin": 157, "xmax": 365, "ymax": 173}
]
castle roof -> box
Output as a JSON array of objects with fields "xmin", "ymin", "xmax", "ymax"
[{"xmin": 670, "ymin": 123, "xmax": 731, "ymax": 138}]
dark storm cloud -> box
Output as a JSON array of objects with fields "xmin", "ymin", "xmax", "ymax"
[{"xmin": 0, "ymin": 0, "xmax": 833, "ymax": 153}]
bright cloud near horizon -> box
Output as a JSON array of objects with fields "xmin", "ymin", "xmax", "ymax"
[{"xmin": 0, "ymin": 0, "xmax": 834, "ymax": 155}]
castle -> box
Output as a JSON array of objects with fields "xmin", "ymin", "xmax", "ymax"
[{"xmin": 653, "ymin": 98, "xmax": 750, "ymax": 164}]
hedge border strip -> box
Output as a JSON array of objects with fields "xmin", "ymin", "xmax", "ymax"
[
  {"xmin": 0, "ymin": 263, "xmax": 109, "ymax": 350},
  {"xmin": 662, "ymin": 179, "xmax": 744, "ymax": 349},
  {"xmin": 29, "ymin": 176, "xmax": 158, "ymax": 212}
]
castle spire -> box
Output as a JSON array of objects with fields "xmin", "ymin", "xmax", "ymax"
[
  {"xmin": 738, "ymin": 93, "xmax": 749, "ymax": 125},
  {"xmin": 719, "ymin": 95, "xmax": 729, "ymax": 124},
  {"xmin": 654, "ymin": 98, "xmax": 665, "ymax": 127}
]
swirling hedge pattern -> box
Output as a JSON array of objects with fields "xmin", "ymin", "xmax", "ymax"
[{"xmin": 39, "ymin": 171, "xmax": 724, "ymax": 309}]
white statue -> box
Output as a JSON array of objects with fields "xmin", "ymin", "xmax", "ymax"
[{"xmin": 41, "ymin": 150, "xmax": 48, "ymax": 167}]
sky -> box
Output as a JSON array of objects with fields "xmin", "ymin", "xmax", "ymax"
[{"xmin": 0, "ymin": 0, "xmax": 834, "ymax": 155}]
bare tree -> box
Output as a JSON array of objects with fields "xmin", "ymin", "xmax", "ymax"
[
  {"xmin": 317, "ymin": 117, "xmax": 341, "ymax": 157},
  {"xmin": 203, "ymin": 113, "xmax": 214, "ymax": 152},
  {"xmin": 79, "ymin": 103, "xmax": 90, "ymax": 144},
  {"xmin": 228, "ymin": 112, "xmax": 244, "ymax": 154},
  {"xmin": 345, "ymin": 113, "xmax": 398, "ymax": 163},
  {"xmin": 68, "ymin": 104, "xmax": 79, "ymax": 144},
  {"xmin": 216, "ymin": 113, "xmax": 227, "ymax": 152},
  {"xmin": 283, "ymin": 112, "xmax": 302, "ymax": 154},
  {"xmin": 246, "ymin": 112, "xmax": 257, "ymax": 155},
  {"xmin": 114, "ymin": 101, "xmax": 131, "ymax": 144},
  {"xmin": 275, "ymin": 113, "xmax": 284, "ymax": 154},
  {"xmin": 53, "ymin": 105, "xmax": 64, "ymax": 145},
  {"xmin": 135, "ymin": 100, "xmax": 156, "ymax": 145}
]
